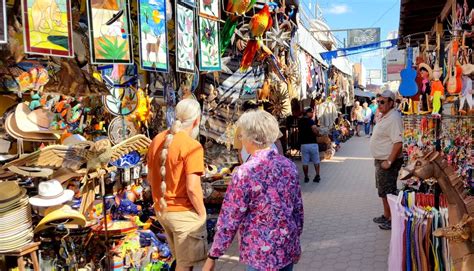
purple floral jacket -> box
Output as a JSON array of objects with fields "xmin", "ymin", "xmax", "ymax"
[{"xmin": 209, "ymin": 149, "xmax": 304, "ymax": 270}]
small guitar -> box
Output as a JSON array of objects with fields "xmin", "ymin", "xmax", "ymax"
[
  {"xmin": 399, "ymin": 47, "xmax": 418, "ymax": 97},
  {"xmin": 447, "ymin": 40, "xmax": 462, "ymax": 94}
]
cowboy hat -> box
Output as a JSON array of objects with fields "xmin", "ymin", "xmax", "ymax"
[
  {"xmin": 34, "ymin": 204, "xmax": 86, "ymax": 233},
  {"xmin": 5, "ymin": 113, "xmax": 60, "ymax": 142},
  {"xmin": 0, "ymin": 181, "xmax": 27, "ymax": 209},
  {"xmin": 29, "ymin": 179, "xmax": 74, "ymax": 207},
  {"xmin": 0, "ymin": 139, "xmax": 16, "ymax": 163},
  {"xmin": 14, "ymin": 103, "xmax": 61, "ymax": 134},
  {"xmin": 418, "ymin": 63, "xmax": 433, "ymax": 79}
]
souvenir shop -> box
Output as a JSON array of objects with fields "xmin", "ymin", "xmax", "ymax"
[
  {"xmin": 0, "ymin": 0, "xmax": 327, "ymax": 270},
  {"xmin": 388, "ymin": 1, "xmax": 473, "ymax": 270}
]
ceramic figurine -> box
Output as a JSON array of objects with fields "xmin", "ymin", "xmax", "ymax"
[
  {"xmin": 430, "ymin": 64, "xmax": 445, "ymax": 117},
  {"xmin": 29, "ymin": 92, "xmax": 42, "ymax": 110},
  {"xmin": 418, "ymin": 63, "xmax": 432, "ymax": 114},
  {"xmin": 459, "ymin": 66, "xmax": 473, "ymax": 114}
]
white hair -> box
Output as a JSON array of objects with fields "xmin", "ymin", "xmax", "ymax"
[
  {"xmin": 237, "ymin": 110, "xmax": 279, "ymax": 149},
  {"xmin": 159, "ymin": 99, "xmax": 201, "ymax": 213}
]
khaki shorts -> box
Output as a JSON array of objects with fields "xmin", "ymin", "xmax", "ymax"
[{"xmin": 157, "ymin": 210, "xmax": 208, "ymax": 267}]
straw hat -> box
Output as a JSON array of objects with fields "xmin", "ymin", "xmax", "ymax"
[
  {"xmin": 34, "ymin": 205, "xmax": 86, "ymax": 233},
  {"xmin": 14, "ymin": 103, "xmax": 61, "ymax": 134},
  {"xmin": 418, "ymin": 63, "xmax": 433, "ymax": 79},
  {"xmin": 5, "ymin": 113, "xmax": 60, "ymax": 142},
  {"xmin": 0, "ymin": 181, "xmax": 27, "ymax": 209},
  {"xmin": 0, "ymin": 139, "xmax": 16, "ymax": 163},
  {"xmin": 462, "ymin": 63, "xmax": 474, "ymax": 75},
  {"xmin": 29, "ymin": 179, "xmax": 74, "ymax": 207}
]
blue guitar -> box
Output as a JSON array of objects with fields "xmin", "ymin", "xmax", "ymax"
[{"xmin": 399, "ymin": 47, "xmax": 418, "ymax": 97}]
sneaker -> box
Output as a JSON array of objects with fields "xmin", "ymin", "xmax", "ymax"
[
  {"xmin": 304, "ymin": 177, "xmax": 309, "ymax": 183},
  {"xmin": 379, "ymin": 220, "xmax": 391, "ymax": 230},
  {"xmin": 313, "ymin": 175, "xmax": 320, "ymax": 183},
  {"xmin": 373, "ymin": 215, "xmax": 388, "ymax": 224}
]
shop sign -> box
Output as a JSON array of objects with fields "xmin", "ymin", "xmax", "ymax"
[
  {"xmin": 368, "ymin": 69, "xmax": 381, "ymax": 79},
  {"xmin": 347, "ymin": 28, "xmax": 380, "ymax": 47},
  {"xmin": 382, "ymin": 56, "xmax": 387, "ymax": 82}
]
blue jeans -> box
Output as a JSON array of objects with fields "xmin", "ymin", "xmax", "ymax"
[
  {"xmin": 247, "ymin": 263, "xmax": 294, "ymax": 271},
  {"xmin": 364, "ymin": 122, "xmax": 371, "ymax": 135}
]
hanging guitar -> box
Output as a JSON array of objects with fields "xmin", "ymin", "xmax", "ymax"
[
  {"xmin": 447, "ymin": 39, "xmax": 463, "ymax": 95},
  {"xmin": 399, "ymin": 46, "xmax": 418, "ymax": 97}
]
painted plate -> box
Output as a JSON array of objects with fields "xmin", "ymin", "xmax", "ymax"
[{"xmin": 103, "ymin": 87, "xmax": 138, "ymax": 116}]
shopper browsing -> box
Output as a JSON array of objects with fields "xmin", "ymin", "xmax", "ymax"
[
  {"xmin": 299, "ymin": 107, "xmax": 321, "ymax": 183},
  {"xmin": 203, "ymin": 110, "xmax": 304, "ymax": 271},
  {"xmin": 369, "ymin": 90, "xmax": 404, "ymax": 230},
  {"xmin": 147, "ymin": 99, "xmax": 207, "ymax": 270}
]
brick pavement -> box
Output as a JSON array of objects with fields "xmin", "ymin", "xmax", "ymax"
[{"xmin": 204, "ymin": 136, "xmax": 391, "ymax": 271}]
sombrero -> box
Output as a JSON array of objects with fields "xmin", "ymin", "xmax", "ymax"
[
  {"xmin": 14, "ymin": 103, "xmax": 61, "ymax": 134},
  {"xmin": 0, "ymin": 181, "xmax": 27, "ymax": 209},
  {"xmin": 418, "ymin": 63, "xmax": 433, "ymax": 79},
  {"xmin": 5, "ymin": 113, "xmax": 60, "ymax": 142},
  {"xmin": 34, "ymin": 204, "xmax": 86, "ymax": 233}
]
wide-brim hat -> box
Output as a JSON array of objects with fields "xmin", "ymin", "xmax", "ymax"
[
  {"xmin": 29, "ymin": 180, "xmax": 74, "ymax": 207},
  {"xmin": 418, "ymin": 63, "xmax": 433, "ymax": 79},
  {"xmin": 14, "ymin": 103, "xmax": 61, "ymax": 134},
  {"xmin": 0, "ymin": 181, "xmax": 27, "ymax": 209},
  {"xmin": 0, "ymin": 230, "xmax": 33, "ymax": 253},
  {"xmin": 5, "ymin": 113, "xmax": 60, "ymax": 142},
  {"xmin": 34, "ymin": 205, "xmax": 86, "ymax": 233}
]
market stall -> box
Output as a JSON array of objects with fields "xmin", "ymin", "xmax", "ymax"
[
  {"xmin": 0, "ymin": 0, "xmax": 314, "ymax": 269},
  {"xmin": 390, "ymin": 1, "xmax": 474, "ymax": 270}
]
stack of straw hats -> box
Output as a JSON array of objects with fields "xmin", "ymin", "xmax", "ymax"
[{"xmin": 0, "ymin": 181, "xmax": 34, "ymax": 252}]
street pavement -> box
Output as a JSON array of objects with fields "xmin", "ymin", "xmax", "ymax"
[{"xmin": 204, "ymin": 136, "xmax": 391, "ymax": 271}]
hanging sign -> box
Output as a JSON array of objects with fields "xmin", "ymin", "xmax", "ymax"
[
  {"xmin": 138, "ymin": 0, "xmax": 169, "ymax": 72},
  {"xmin": 21, "ymin": 0, "xmax": 74, "ymax": 57},
  {"xmin": 87, "ymin": 0, "xmax": 133, "ymax": 64},
  {"xmin": 0, "ymin": 0, "xmax": 6, "ymax": 44},
  {"xmin": 347, "ymin": 28, "xmax": 380, "ymax": 47}
]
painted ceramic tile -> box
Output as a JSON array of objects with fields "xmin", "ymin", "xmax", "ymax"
[
  {"xmin": 87, "ymin": 0, "xmax": 133, "ymax": 64},
  {"xmin": 198, "ymin": 17, "xmax": 220, "ymax": 71},
  {"xmin": 99, "ymin": 64, "xmax": 137, "ymax": 86},
  {"xmin": 179, "ymin": 0, "xmax": 194, "ymax": 8},
  {"xmin": 199, "ymin": 0, "xmax": 219, "ymax": 20},
  {"xmin": 138, "ymin": 0, "xmax": 168, "ymax": 71},
  {"xmin": 0, "ymin": 0, "xmax": 6, "ymax": 43},
  {"xmin": 175, "ymin": 2, "xmax": 194, "ymax": 73},
  {"xmin": 21, "ymin": 0, "xmax": 74, "ymax": 56}
]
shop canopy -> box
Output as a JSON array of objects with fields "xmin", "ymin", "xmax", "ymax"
[
  {"xmin": 354, "ymin": 88, "xmax": 376, "ymax": 98},
  {"xmin": 297, "ymin": 26, "xmax": 329, "ymax": 68},
  {"xmin": 332, "ymin": 57, "xmax": 353, "ymax": 76}
]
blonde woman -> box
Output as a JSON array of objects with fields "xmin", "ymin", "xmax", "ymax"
[
  {"xmin": 148, "ymin": 99, "xmax": 207, "ymax": 271},
  {"xmin": 203, "ymin": 110, "xmax": 304, "ymax": 271}
]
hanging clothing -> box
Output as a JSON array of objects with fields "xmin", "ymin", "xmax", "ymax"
[{"xmin": 298, "ymin": 52, "xmax": 308, "ymax": 100}]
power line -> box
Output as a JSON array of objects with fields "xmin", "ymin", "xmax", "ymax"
[{"xmin": 370, "ymin": 0, "xmax": 400, "ymax": 27}]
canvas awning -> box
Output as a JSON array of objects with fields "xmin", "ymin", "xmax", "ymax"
[
  {"xmin": 297, "ymin": 26, "xmax": 329, "ymax": 68},
  {"xmin": 332, "ymin": 57, "xmax": 353, "ymax": 76},
  {"xmin": 354, "ymin": 88, "xmax": 375, "ymax": 98}
]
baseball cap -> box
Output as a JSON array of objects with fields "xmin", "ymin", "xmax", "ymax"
[{"xmin": 380, "ymin": 90, "xmax": 395, "ymax": 101}]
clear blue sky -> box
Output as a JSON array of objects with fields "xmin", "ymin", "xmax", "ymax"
[{"xmin": 300, "ymin": 0, "xmax": 401, "ymax": 84}]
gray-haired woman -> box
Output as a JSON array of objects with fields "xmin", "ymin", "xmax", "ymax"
[
  {"xmin": 203, "ymin": 110, "xmax": 304, "ymax": 271},
  {"xmin": 148, "ymin": 99, "xmax": 208, "ymax": 271}
]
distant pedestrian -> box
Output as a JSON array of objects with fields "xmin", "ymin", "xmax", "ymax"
[
  {"xmin": 369, "ymin": 90, "xmax": 403, "ymax": 230},
  {"xmin": 298, "ymin": 107, "xmax": 321, "ymax": 183},
  {"xmin": 362, "ymin": 102, "xmax": 372, "ymax": 137},
  {"xmin": 369, "ymin": 98, "xmax": 378, "ymax": 135},
  {"xmin": 351, "ymin": 101, "xmax": 363, "ymax": 136}
]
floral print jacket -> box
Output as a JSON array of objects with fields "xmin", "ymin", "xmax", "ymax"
[{"xmin": 209, "ymin": 149, "xmax": 304, "ymax": 270}]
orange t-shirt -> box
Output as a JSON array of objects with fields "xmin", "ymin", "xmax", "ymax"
[{"xmin": 148, "ymin": 130, "xmax": 204, "ymax": 212}]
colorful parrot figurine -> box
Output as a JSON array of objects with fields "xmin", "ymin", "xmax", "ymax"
[
  {"xmin": 240, "ymin": 4, "xmax": 273, "ymax": 71},
  {"xmin": 220, "ymin": 0, "xmax": 256, "ymax": 55}
]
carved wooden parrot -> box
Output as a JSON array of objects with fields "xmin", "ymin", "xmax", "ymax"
[
  {"xmin": 3, "ymin": 135, "xmax": 151, "ymax": 216},
  {"xmin": 220, "ymin": 0, "xmax": 256, "ymax": 55},
  {"xmin": 240, "ymin": 4, "xmax": 273, "ymax": 71}
]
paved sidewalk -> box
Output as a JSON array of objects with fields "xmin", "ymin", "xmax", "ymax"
[{"xmin": 207, "ymin": 136, "xmax": 391, "ymax": 271}]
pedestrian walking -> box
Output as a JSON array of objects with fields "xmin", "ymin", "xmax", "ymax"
[
  {"xmin": 203, "ymin": 110, "xmax": 303, "ymax": 271},
  {"xmin": 351, "ymin": 101, "xmax": 364, "ymax": 136},
  {"xmin": 369, "ymin": 90, "xmax": 404, "ymax": 230},
  {"xmin": 298, "ymin": 107, "xmax": 321, "ymax": 183},
  {"xmin": 362, "ymin": 102, "xmax": 372, "ymax": 137},
  {"xmin": 369, "ymin": 98, "xmax": 378, "ymax": 135}
]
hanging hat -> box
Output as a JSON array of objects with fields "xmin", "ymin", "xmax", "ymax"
[
  {"xmin": 462, "ymin": 63, "xmax": 474, "ymax": 75},
  {"xmin": 29, "ymin": 179, "xmax": 74, "ymax": 207},
  {"xmin": 5, "ymin": 113, "xmax": 60, "ymax": 142},
  {"xmin": 418, "ymin": 63, "xmax": 433, "ymax": 79},
  {"xmin": 0, "ymin": 139, "xmax": 16, "ymax": 163},
  {"xmin": 62, "ymin": 134, "xmax": 87, "ymax": 146},
  {"xmin": 0, "ymin": 181, "xmax": 27, "ymax": 209},
  {"xmin": 14, "ymin": 103, "xmax": 61, "ymax": 134},
  {"xmin": 34, "ymin": 205, "xmax": 86, "ymax": 233}
]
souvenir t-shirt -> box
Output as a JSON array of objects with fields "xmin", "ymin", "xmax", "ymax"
[{"xmin": 148, "ymin": 131, "xmax": 204, "ymax": 212}]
